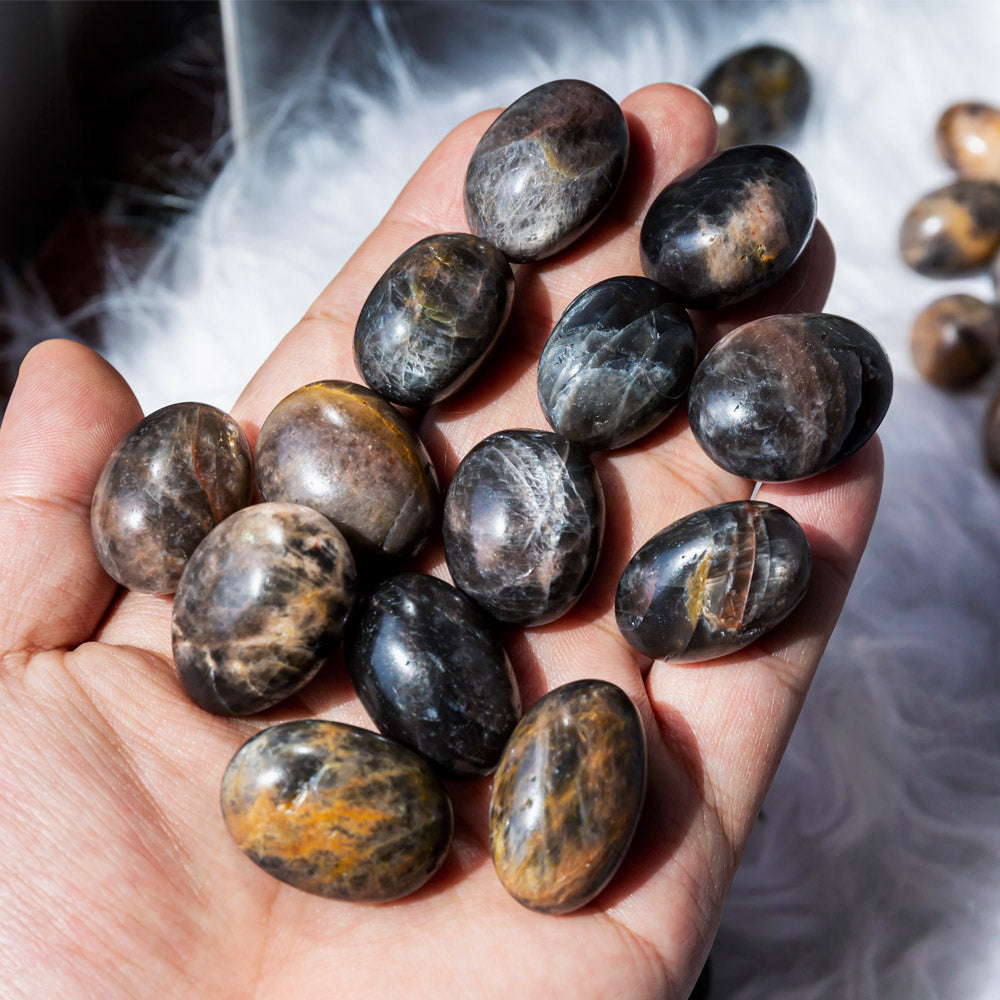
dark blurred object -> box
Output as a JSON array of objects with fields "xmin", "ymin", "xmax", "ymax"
[
  {"xmin": 983, "ymin": 383, "xmax": 1000, "ymax": 475},
  {"xmin": 910, "ymin": 293, "xmax": 1000, "ymax": 390},
  {"xmin": 698, "ymin": 43, "xmax": 810, "ymax": 150},
  {"xmin": 936, "ymin": 101, "xmax": 1000, "ymax": 183},
  {"xmin": 689, "ymin": 955, "xmax": 712, "ymax": 999}
]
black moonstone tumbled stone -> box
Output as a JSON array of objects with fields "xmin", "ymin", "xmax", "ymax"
[
  {"xmin": 443, "ymin": 429, "xmax": 604, "ymax": 626},
  {"xmin": 346, "ymin": 572, "xmax": 520, "ymax": 779},
  {"xmin": 537, "ymin": 275, "xmax": 696, "ymax": 450},
  {"xmin": 639, "ymin": 144, "xmax": 816, "ymax": 309},
  {"xmin": 615, "ymin": 500, "xmax": 812, "ymax": 661},
  {"xmin": 354, "ymin": 233, "xmax": 515, "ymax": 407},
  {"xmin": 687, "ymin": 313, "xmax": 893, "ymax": 482},
  {"xmin": 465, "ymin": 79, "xmax": 629, "ymax": 262}
]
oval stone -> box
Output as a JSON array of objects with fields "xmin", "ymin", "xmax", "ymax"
[
  {"xmin": 90, "ymin": 402, "xmax": 253, "ymax": 594},
  {"xmin": 936, "ymin": 102, "xmax": 1000, "ymax": 182},
  {"xmin": 346, "ymin": 572, "xmax": 520, "ymax": 779},
  {"xmin": 698, "ymin": 43, "xmax": 811, "ymax": 150},
  {"xmin": 910, "ymin": 293, "xmax": 1000, "ymax": 389},
  {"xmin": 172, "ymin": 502, "xmax": 356, "ymax": 715},
  {"xmin": 443, "ymin": 429, "xmax": 604, "ymax": 626},
  {"xmin": 354, "ymin": 233, "xmax": 515, "ymax": 407},
  {"xmin": 687, "ymin": 313, "xmax": 893, "ymax": 482},
  {"xmin": 537, "ymin": 275, "xmax": 696, "ymax": 451},
  {"xmin": 254, "ymin": 380, "xmax": 439, "ymax": 560},
  {"xmin": 899, "ymin": 180, "xmax": 1000, "ymax": 276},
  {"xmin": 221, "ymin": 719, "xmax": 452, "ymax": 902},
  {"xmin": 489, "ymin": 679, "xmax": 646, "ymax": 914},
  {"xmin": 464, "ymin": 79, "xmax": 629, "ymax": 262},
  {"xmin": 615, "ymin": 501, "xmax": 811, "ymax": 661},
  {"xmin": 640, "ymin": 144, "xmax": 816, "ymax": 310}
]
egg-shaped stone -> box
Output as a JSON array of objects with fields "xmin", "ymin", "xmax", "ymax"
[
  {"xmin": 443, "ymin": 429, "xmax": 604, "ymax": 626},
  {"xmin": 171, "ymin": 502, "xmax": 356, "ymax": 715},
  {"xmin": 346, "ymin": 572, "xmax": 520, "ymax": 779},
  {"xmin": 910, "ymin": 293, "xmax": 1000, "ymax": 389},
  {"xmin": 489, "ymin": 679, "xmax": 646, "ymax": 914},
  {"xmin": 221, "ymin": 719, "xmax": 452, "ymax": 902},
  {"xmin": 254, "ymin": 380, "xmax": 439, "ymax": 560},
  {"xmin": 615, "ymin": 500, "xmax": 811, "ymax": 661},
  {"xmin": 698, "ymin": 43, "xmax": 811, "ymax": 150},
  {"xmin": 936, "ymin": 102, "xmax": 1000, "ymax": 182},
  {"xmin": 354, "ymin": 233, "xmax": 515, "ymax": 407},
  {"xmin": 464, "ymin": 79, "xmax": 629, "ymax": 262},
  {"xmin": 899, "ymin": 180, "xmax": 1000, "ymax": 276},
  {"xmin": 688, "ymin": 313, "xmax": 893, "ymax": 482},
  {"xmin": 536, "ymin": 276, "xmax": 696, "ymax": 451},
  {"xmin": 639, "ymin": 144, "xmax": 816, "ymax": 309},
  {"xmin": 90, "ymin": 402, "xmax": 253, "ymax": 594}
]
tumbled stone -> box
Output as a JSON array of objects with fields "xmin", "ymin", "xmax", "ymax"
[
  {"xmin": 172, "ymin": 502, "xmax": 356, "ymax": 715},
  {"xmin": 443, "ymin": 429, "xmax": 604, "ymax": 626},
  {"xmin": 354, "ymin": 233, "xmax": 515, "ymax": 407},
  {"xmin": 254, "ymin": 380, "xmax": 439, "ymax": 560},
  {"xmin": 936, "ymin": 102, "xmax": 1000, "ymax": 182},
  {"xmin": 536, "ymin": 275, "xmax": 697, "ymax": 451},
  {"xmin": 616, "ymin": 500, "xmax": 811, "ymax": 661},
  {"xmin": 489, "ymin": 679, "xmax": 645, "ymax": 914},
  {"xmin": 90, "ymin": 402, "xmax": 253, "ymax": 594},
  {"xmin": 688, "ymin": 313, "xmax": 893, "ymax": 482},
  {"xmin": 640, "ymin": 144, "xmax": 816, "ymax": 309},
  {"xmin": 221, "ymin": 719, "xmax": 452, "ymax": 902},
  {"xmin": 910, "ymin": 293, "xmax": 1000, "ymax": 389},
  {"xmin": 899, "ymin": 180, "xmax": 1000, "ymax": 276},
  {"xmin": 346, "ymin": 572, "xmax": 520, "ymax": 779},
  {"xmin": 698, "ymin": 43, "xmax": 811, "ymax": 150},
  {"xmin": 464, "ymin": 79, "xmax": 629, "ymax": 262}
]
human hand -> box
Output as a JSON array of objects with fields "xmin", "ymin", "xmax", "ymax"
[{"xmin": 0, "ymin": 84, "xmax": 882, "ymax": 999}]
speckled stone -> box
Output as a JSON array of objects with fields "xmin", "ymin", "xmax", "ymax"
[
  {"xmin": 254, "ymin": 380, "xmax": 439, "ymax": 560},
  {"xmin": 90, "ymin": 402, "xmax": 253, "ymax": 594},
  {"xmin": 465, "ymin": 79, "xmax": 629, "ymax": 262},
  {"xmin": 536, "ymin": 276, "xmax": 696, "ymax": 451},
  {"xmin": 615, "ymin": 501, "xmax": 811, "ymax": 661},
  {"xmin": 639, "ymin": 144, "xmax": 816, "ymax": 309},
  {"xmin": 346, "ymin": 572, "xmax": 520, "ymax": 779},
  {"xmin": 489, "ymin": 679, "xmax": 645, "ymax": 914},
  {"xmin": 443, "ymin": 429, "xmax": 604, "ymax": 626},
  {"xmin": 899, "ymin": 180, "xmax": 1000, "ymax": 277},
  {"xmin": 936, "ymin": 102, "xmax": 1000, "ymax": 182},
  {"xmin": 910, "ymin": 294, "xmax": 1000, "ymax": 389},
  {"xmin": 688, "ymin": 313, "xmax": 893, "ymax": 482},
  {"xmin": 698, "ymin": 43, "xmax": 811, "ymax": 150},
  {"xmin": 171, "ymin": 503, "xmax": 356, "ymax": 715},
  {"xmin": 354, "ymin": 233, "xmax": 515, "ymax": 407},
  {"xmin": 221, "ymin": 719, "xmax": 452, "ymax": 902}
]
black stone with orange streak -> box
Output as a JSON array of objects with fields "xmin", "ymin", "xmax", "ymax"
[{"xmin": 221, "ymin": 719, "xmax": 452, "ymax": 902}]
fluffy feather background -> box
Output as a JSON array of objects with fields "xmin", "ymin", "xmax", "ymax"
[{"xmin": 18, "ymin": 1, "xmax": 1000, "ymax": 996}]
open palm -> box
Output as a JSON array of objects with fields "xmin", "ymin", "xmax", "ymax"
[{"xmin": 0, "ymin": 85, "xmax": 882, "ymax": 1000}]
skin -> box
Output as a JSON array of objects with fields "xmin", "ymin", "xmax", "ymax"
[{"xmin": 0, "ymin": 85, "xmax": 880, "ymax": 1000}]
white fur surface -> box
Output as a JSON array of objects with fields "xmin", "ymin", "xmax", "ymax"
[{"xmin": 21, "ymin": 2, "xmax": 1000, "ymax": 997}]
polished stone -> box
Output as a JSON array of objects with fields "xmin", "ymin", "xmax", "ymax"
[
  {"xmin": 172, "ymin": 503, "xmax": 356, "ymax": 716},
  {"xmin": 346, "ymin": 572, "xmax": 520, "ymax": 779},
  {"xmin": 255, "ymin": 380, "xmax": 439, "ymax": 560},
  {"xmin": 616, "ymin": 500, "xmax": 811, "ymax": 661},
  {"xmin": 910, "ymin": 294, "xmax": 1000, "ymax": 389},
  {"xmin": 465, "ymin": 79, "xmax": 629, "ymax": 262},
  {"xmin": 90, "ymin": 402, "xmax": 253, "ymax": 594},
  {"xmin": 489, "ymin": 679, "xmax": 645, "ymax": 914},
  {"xmin": 221, "ymin": 719, "xmax": 452, "ymax": 902},
  {"xmin": 640, "ymin": 144, "xmax": 816, "ymax": 309},
  {"xmin": 443, "ymin": 429, "xmax": 604, "ymax": 625},
  {"xmin": 698, "ymin": 43, "xmax": 811, "ymax": 150},
  {"xmin": 899, "ymin": 180, "xmax": 1000, "ymax": 276},
  {"xmin": 354, "ymin": 233, "xmax": 515, "ymax": 407},
  {"xmin": 936, "ymin": 102, "xmax": 1000, "ymax": 182},
  {"xmin": 536, "ymin": 275, "xmax": 697, "ymax": 451},
  {"xmin": 688, "ymin": 313, "xmax": 893, "ymax": 482}
]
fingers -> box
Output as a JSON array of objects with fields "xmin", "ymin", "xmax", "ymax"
[{"xmin": 0, "ymin": 340, "xmax": 142, "ymax": 659}]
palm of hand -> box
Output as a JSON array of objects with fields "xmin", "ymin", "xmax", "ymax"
[{"xmin": 0, "ymin": 86, "xmax": 881, "ymax": 1000}]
